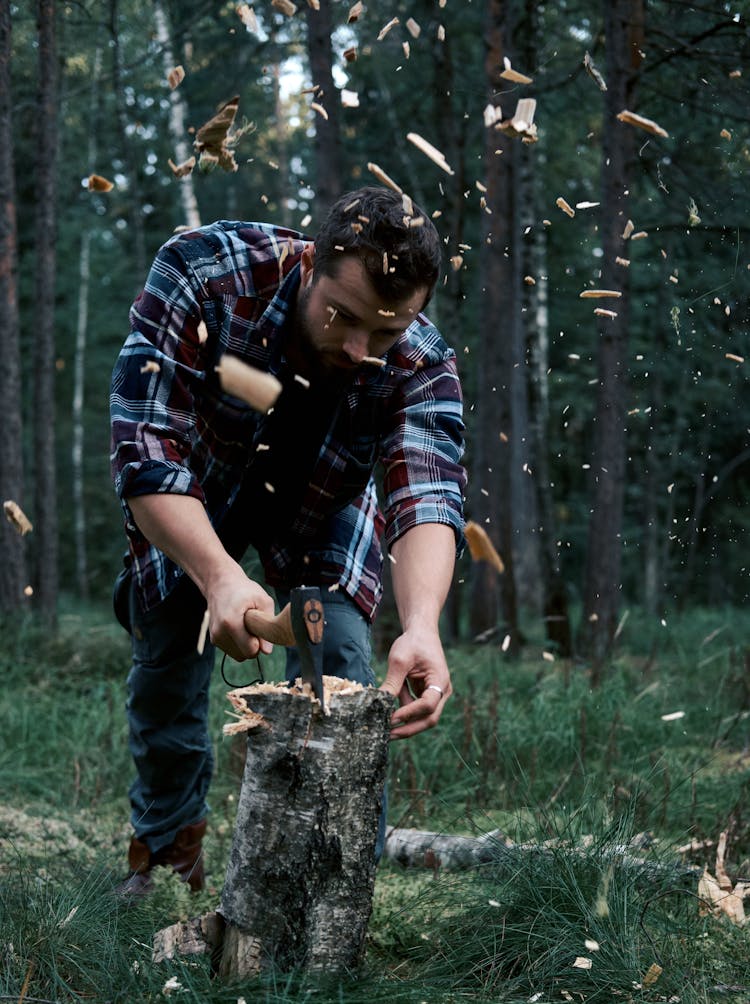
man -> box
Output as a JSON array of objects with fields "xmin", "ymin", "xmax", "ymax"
[{"xmin": 110, "ymin": 186, "xmax": 466, "ymax": 895}]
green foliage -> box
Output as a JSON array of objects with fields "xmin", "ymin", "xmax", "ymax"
[
  {"xmin": 389, "ymin": 606, "xmax": 750, "ymax": 850},
  {"xmin": 2, "ymin": 606, "xmax": 750, "ymax": 1001}
]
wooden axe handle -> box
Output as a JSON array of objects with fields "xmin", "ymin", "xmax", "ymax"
[{"xmin": 243, "ymin": 604, "xmax": 295, "ymax": 646}]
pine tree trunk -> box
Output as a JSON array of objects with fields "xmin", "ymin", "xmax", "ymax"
[
  {"xmin": 305, "ymin": 0, "xmax": 342, "ymax": 217},
  {"xmin": 0, "ymin": 0, "xmax": 27, "ymax": 612},
  {"xmin": 218, "ymin": 685, "xmax": 395, "ymax": 978},
  {"xmin": 33, "ymin": 0, "xmax": 59, "ymax": 626},
  {"xmin": 470, "ymin": 0, "xmax": 520, "ymax": 649},
  {"xmin": 580, "ymin": 0, "xmax": 644, "ymax": 672}
]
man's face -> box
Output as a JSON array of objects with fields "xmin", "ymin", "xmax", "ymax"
[{"xmin": 292, "ymin": 249, "xmax": 428, "ymax": 375}]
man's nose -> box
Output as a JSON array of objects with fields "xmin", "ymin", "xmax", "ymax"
[{"xmin": 342, "ymin": 330, "xmax": 369, "ymax": 364}]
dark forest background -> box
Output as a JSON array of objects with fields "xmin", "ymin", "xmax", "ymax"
[{"xmin": 1, "ymin": 0, "xmax": 749, "ymax": 664}]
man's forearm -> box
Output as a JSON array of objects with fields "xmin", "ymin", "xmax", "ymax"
[
  {"xmin": 128, "ymin": 493, "xmax": 274, "ymax": 660},
  {"xmin": 128, "ymin": 494, "xmax": 239, "ymax": 598},
  {"xmin": 390, "ymin": 523, "xmax": 456, "ymax": 630}
]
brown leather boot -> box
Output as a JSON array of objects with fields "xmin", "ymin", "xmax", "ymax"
[{"xmin": 117, "ymin": 819, "xmax": 207, "ymax": 898}]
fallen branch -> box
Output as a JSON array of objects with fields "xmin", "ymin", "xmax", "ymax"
[{"xmin": 382, "ymin": 827, "xmax": 703, "ymax": 882}]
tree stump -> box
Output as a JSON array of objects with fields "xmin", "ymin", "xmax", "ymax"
[{"xmin": 217, "ymin": 679, "xmax": 395, "ymax": 980}]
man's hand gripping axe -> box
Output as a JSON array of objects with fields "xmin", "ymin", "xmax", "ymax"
[{"xmin": 243, "ymin": 586, "xmax": 325, "ymax": 711}]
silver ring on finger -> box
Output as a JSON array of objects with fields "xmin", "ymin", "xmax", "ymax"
[{"xmin": 426, "ymin": 684, "xmax": 444, "ymax": 698}]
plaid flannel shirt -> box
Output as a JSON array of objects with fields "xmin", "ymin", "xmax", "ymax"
[{"xmin": 110, "ymin": 220, "xmax": 466, "ymax": 622}]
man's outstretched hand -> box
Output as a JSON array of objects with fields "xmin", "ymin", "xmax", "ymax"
[{"xmin": 380, "ymin": 626, "xmax": 451, "ymax": 739}]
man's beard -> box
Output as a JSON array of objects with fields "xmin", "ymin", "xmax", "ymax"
[{"xmin": 288, "ymin": 285, "xmax": 357, "ymax": 387}]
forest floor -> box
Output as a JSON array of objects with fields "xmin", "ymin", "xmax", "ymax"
[{"xmin": 1, "ymin": 603, "xmax": 749, "ymax": 1002}]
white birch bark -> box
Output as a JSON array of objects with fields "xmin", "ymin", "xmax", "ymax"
[
  {"xmin": 218, "ymin": 686, "xmax": 395, "ymax": 978},
  {"xmin": 154, "ymin": 0, "xmax": 200, "ymax": 229}
]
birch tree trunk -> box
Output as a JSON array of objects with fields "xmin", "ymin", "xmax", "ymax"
[
  {"xmin": 71, "ymin": 43, "xmax": 104, "ymax": 601},
  {"xmin": 0, "ymin": 0, "xmax": 27, "ymax": 612},
  {"xmin": 154, "ymin": 0, "xmax": 200, "ymax": 230},
  {"xmin": 110, "ymin": 0, "xmax": 147, "ymax": 284},
  {"xmin": 218, "ymin": 685, "xmax": 395, "ymax": 979},
  {"xmin": 33, "ymin": 0, "xmax": 59, "ymax": 625}
]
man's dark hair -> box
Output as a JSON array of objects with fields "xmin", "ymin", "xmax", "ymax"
[{"xmin": 313, "ymin": 186, "xmax": 442, "ymax": 306}]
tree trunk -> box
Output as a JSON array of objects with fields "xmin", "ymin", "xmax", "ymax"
[
  {"xmin": 70, "ymin": 42, "xmax": 105, "ymax": 602},
  {"xmin": 110, "ymin": 0, "xmax": 147, "ymax": 284},
  {"xmin": 33, "ymin": 0, "xmax": 59, "ymax": 625},
  {"xmin": 579, "ymin": 0, "xmax": 644, "ymax": 672},
  {"xmin": 218, "ymin": 684, "xmax": 395, "ymax": 978},
  {"xmin": 305, "ymin": 0, "xmax": 342, "ymax": 217},
  {"xmin": 0, "ymin": 0, "xmax": 27, "ymax": 612},
  {"xmin": 154, "ymin": 0, "xmax": 201, "ymax": 230},
  {"xmin": 470, "ymin": 0, "xmax": 520, "ymax": 650}
]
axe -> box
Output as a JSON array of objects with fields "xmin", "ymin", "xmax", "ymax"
[{"xmin": 243, "ymin": 586, "xmax": 325, "ymax": 711}]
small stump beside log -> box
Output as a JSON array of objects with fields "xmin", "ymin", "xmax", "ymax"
[{"xmin": 217, "ymin": 678, "xmax": 395, "ymax": 980}]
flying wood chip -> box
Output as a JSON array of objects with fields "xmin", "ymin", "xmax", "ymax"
[
  {"xmin": 496, "ymin": 98, "xmax": 538, "ymax": 141},
  {"xmin": 406, "ymin": 132, "xmax": 454, "ymax": 175},
  {"xmin": 464, "ymin": 520, "xmax": 504, "ymax": 574},
  {"xmin": 377, "ymin": 16, "xmax": 398, "ymax": 40},
  {"xmin": 367, "ymin": 162, "xmax": 403, "ymax": 194},
  {"xmin": 580, "ymin": 289, "xmax": 622, "ymax": 298},
  {"xmin": 217, "ymin": 356, "xmax": 282, "ymax": 413},
  {"xmin": 347, "ymin": 1, "xmax": 363, "ymax": 23},
  {"xmin": 87, "ymin": 174, "xmax": 114, "ymax": 192},
  {"xmin": 168, "ymin": 156, "xmax": 196, "ymax": 177},
  {"xmin": 556, "ymin": 196, "xmax": 575, "ymax": 218},
  {"xmin": 3, "ymin": 500, "xmax": 33, "ymax": 536},
  {"xmin": 194, "ymin": 95, "xmax": 240, "ymax": 172},
  {"xmin": 237, "ymin": 4, "xmax": 259, "ymax": 31},
  {"xmin": 405, "ymin": 17, "xmax": 421, "ymax": 38},
  {"xmin": 616, "ymin": 109, "xmax": 669, "ymax": 138},
  {"xmin": 500, "ymin": 57, "xmax": 532, "ymax": 84},
  {"xmin": 583, "ymin": 51, "xmax": 607, "ymax": 91},
  {"xmin": 272, "ymin": 0, "xmax": 297, "ymax": 15},
  {"xmin": 167, "ymin": 64, "xmax": 185, "ymax": 89}
]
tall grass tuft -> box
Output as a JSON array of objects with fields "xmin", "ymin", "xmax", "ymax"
[{"xmin": 2, "ymin": 605, "xmax": 749, "ymax": 1001}]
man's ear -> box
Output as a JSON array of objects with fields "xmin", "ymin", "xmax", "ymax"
[{"xmin": 300, "ymin": 243, "xmax": 315, "ymax": 288}]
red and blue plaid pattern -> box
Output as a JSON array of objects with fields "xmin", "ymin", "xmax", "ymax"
[{"xmin": 110, "ymin": 221, "xmax": 466, "ymax": 621}]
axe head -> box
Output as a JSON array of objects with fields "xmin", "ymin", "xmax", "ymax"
[{"xmin": 290, "ymin": 586, "xmax": 325, "ymax": 711}]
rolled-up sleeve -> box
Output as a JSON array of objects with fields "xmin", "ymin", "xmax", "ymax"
[
  {"xmin": 380, "ymin": 353, "xmax": 467, "ymax": 554},
  {"xmin": 110, "ymin": 240, "xmax": 208, "ymax": 520}
]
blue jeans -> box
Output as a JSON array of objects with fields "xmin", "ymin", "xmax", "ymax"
[{"xmin": 123, "ymin": 575, "xmax": 386, "ymax": 857}]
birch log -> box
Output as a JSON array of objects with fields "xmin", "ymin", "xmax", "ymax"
[{"xmin": 218, "ymin": 681, "xmax": 396, "ymax": 980}]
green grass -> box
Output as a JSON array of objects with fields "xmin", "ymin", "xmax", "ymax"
[{"xmin": 1, "ymin": 604, "xmax": 749, "ymax": 1002}]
